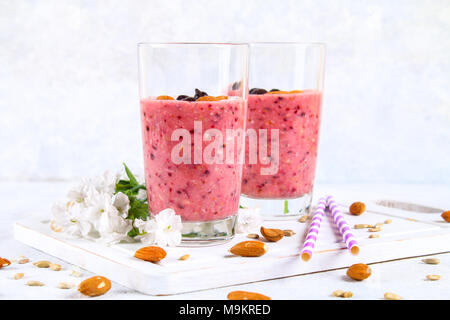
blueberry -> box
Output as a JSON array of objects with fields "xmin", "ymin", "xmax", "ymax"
[
  {"xmin": 194, "ymin": 88, "xmax": 208, "ymax": 99},
  {"xmin": 231, "ymin": 81, "xmax": 241, "ymax": 90},
  {"xmin": 249, "ymin": 88, "xmax": 267, "ymax": 95},
  {"xmin": 183, "ymin": 97, "xmax": 196, "ymax": 101},
  {"xmin": 177, "ymin": 95, "xmax": 189, "ymax": 100},
  {"xmin": 269, "ymin": 89, "xmax": 280, "ymax": 92}
]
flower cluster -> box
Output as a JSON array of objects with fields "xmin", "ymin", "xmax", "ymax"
[{"xmin": 50, "ymin": 164, "xmax": 182, "ymax": 246}]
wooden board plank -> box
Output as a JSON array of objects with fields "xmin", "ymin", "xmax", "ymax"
[{"xmin": 14, "ymin": 201, "xmax": 450, "ymax": 295}]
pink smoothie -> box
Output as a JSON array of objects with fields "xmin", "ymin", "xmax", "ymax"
[
  {"xmin": 242, "ymin": 91, "xmax": 322, "ymax": 199},
  {"xmin": 140, "ymin": 97, "xmax": 246, "ymax": 222}
]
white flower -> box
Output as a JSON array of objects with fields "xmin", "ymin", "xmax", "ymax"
[
  {"xmin": 236, "ymin": 207, "xmax": 262, "ymax": 233},
  {"xmin": 96, "ymin": 206, "xmax": 133, "ymax": 245},
  {"xmin": 135, "ymin": 208, "xmax": 182, "ymax": 247},
  {"xmin": 91, "ymin": 170, "xmax": 120, "ymax": 195},
  {"xmin": 113, "ymin": 192, "xmax": 130, "ymax": 218},
  {"xmin": 50, "ymin": 201, "xmax": 93, "ymax": 238},
  {"xmin": 136, "ymin": 189, "xmax": 147, "ymax": 201}
]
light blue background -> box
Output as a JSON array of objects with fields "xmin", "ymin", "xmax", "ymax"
[{"xmin": 0, "ymin": 0, "xmax": 449, "ymax": 183}]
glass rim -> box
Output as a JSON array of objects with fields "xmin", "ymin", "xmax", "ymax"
[
  {"xmin": 250, "ymin": 41, "xmax": 326, "ymax": 47},
  {"xmin": 138, "ymin": 42, "xmax": 249, "ymax": 47}
]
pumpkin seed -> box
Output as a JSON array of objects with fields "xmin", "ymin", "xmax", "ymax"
[
  {"xmin": 384, "ymin": 292, "xmax": 402, "ymax": 300},
  {"xmin": 422, "ymin": 258, "xmax": 440, "ymax": 265}
]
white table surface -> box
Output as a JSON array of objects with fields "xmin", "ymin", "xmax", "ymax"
[{"xmin": 1, "ymin": 181, "xmax": 449, "ymax": 300}]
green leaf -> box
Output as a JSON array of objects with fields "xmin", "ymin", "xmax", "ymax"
[{"xmin": 123, "ymin": 163, "xmax": 138, "ymax": 186}]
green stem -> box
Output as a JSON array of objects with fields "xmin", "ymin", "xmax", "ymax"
[{"xmin": 283, "ymin": 200, "xmax": 289, "ymax": 214}]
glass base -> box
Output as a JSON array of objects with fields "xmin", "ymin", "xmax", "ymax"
[
  {"xmin": 240, "ymin": 192, "xmax": 313, "ymax": 220},
  {"xmin": 180, "ymin": 215, "xmax": 237, "ymax": 246}
]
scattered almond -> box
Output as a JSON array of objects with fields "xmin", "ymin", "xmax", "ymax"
[
  {"xmin": 27, "ymin": 280, "xmax": 45, "ymax": 287},
  {"xmin": 441, "ymin": 211, "xmax": 450, "ymax": 223},
  {"xmin": 134, "ymin": 246, "xmax": 167, "ymax": 262},
  {"xmin": 283, "ymin": 229, "xmax": 296, "ymax": 237},
  {"xmin": 260, "ymin": 226, "xmax": 284, "ymax": 242},
  {"xmin": 58, "ymin": 282, "xmax": 75, "ymax": 289},
  {"xmin": 354, "ymin": 224, "xmax": 370, "ymax": 229},
  {"xmin": 384, "ymin": 219, "xmax": 393, "ymax": 224},
  {"xmin": 33, "ymin": 261, "xmax": 51, "ymax": 268},
  {"xmin": 384, "ymin": 292, "xmax": 402, "ymax": 300},
  {"xmin": 50, "ymin": 263, "xmax": 62, "ymax": 271},
  {"xmin": 179, "ymin": 254, "xmax": 190, "ymax": 261},
  {"xmin": 156, "ymin": 95, "xmax": 174, "ymax": 100},
  {"xmin": 347, "ymin": 263, "xmax": 372, "ymax": 281},
  {"xmin": 247, "ymin": 233, "xmax": 259, "ymax": 239},
  {"xmin": 426, "ymin": 274, "xmax": 441, "ymax": 281},
  {"xmin": 375, "ymin": 223, "xmax": 384, "ymax": 228},
  {"xmin": 229, "ymin": 241, "xmax": 268, "ymax": 257},
  {"xmin": 227, "ymin": 290, "xmax": 271, "ymax": 300},
  {"xmin": 369, "ymin": 234, "xmax": 380, "ymax": 239},
  {"xmin": 298, "ymin": 215, "xmax": 309, "ymax": 223},
  {"xmin": 368, "ymin": 227, "xmax": 382, "ymax": 232},
  {"xmin": 349, "ymin": 202, "xmax": 366, "ymax": 215},
  {"xmin": 422, "ymin": 258, "xmax": 440, "ymax": 265},
  {"xmin": 78, "ymin": 276, "xmax": 111, "ymax": 297},
  {"xmin": 0, "ymin": 257, "xmax": 11, "ymax": 268},
  {"xmin": 18, "ymin": 258, "xmax": 30, "ymax": 264},
  {"xmin": 13, "ymin": 273, "xmax": 24, "ymax": 280}
]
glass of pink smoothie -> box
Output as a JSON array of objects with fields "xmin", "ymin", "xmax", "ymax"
[
  {"xmin": 138, "ymin": 43, "xmax": 249, "ymax": 244},
  {"xmin": 240, "ymin": 43, "xmax": 326, "ymax": 219}
]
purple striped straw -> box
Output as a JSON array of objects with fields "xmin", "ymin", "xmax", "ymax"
[
  {"xmin": 301, "ymin": 197, "xmax": 327, "ymax": 261},
  {"xmin": 326, "ymin": 195, "xmax": 360, "ymax": 255}
]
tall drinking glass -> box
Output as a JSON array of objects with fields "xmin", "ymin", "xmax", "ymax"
[
  {"xmin": 240, "ymin": 42, "xmax": 326, "ymax": 219},
  {"xmin": 138, "ymin": 43, "xmax": 249, "ymax": 244}
]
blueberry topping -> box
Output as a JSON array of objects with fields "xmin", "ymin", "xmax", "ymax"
[
  {"xmin": 177, "ymin": 95, "xmax": 189, "ymax": 100},
  {"xmin": 249, "ymin": 88, "xmax": 267, "ymax": 95},
  {"xmin": 194, "ymin": 88, "xmax": 208, "ymax": 99},
  {"xmin": 269, "ymin": 89, "xmax": 280, "ymax": 92},
  {"xmin": 231, "ymin": 81, "xmax": 241, "ymax": 90}
]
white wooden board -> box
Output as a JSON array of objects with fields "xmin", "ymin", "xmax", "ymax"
[{"xmin": 14, "ymin": 200, "xmax": 450, "ymax": 295}]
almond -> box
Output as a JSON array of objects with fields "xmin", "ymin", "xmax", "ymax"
[
  {"xmin": 179, "ymin": 254, "xmax": 190, "ymax": 261},
  {"xmin": 134, "ymin": 246, "xmax": 167, "ymax": 262},
  {"xmin": 227, "ymin": 290, "xmax": 271, "ymax": 300},
  {"xmin": 441, "ymin": 211, "xmax": 450, "ymax": 223},
  {"xmin": 78, "ymin": 276, "xmax": 111, "ymax": 297},
  {"xmin": 260, "ymin": 226, "xmax": 284, "ymax": 242},
  {"xmin": 0, "ymin": 257, "xmax": 11, "ymax": 268},
  {"xmin": 49, "ymin": 263, "xmax": 62, "ymax": 271},
  {"xmin": 156, "ymin": 95, "xmax": 174, "ymax": 100},
  {"xmin": 247, "ymin": 233, "xmax": 259, "ymax": 239},
  {"xmin": 349, "ymin": 202, "xmax": 366, "ymax": 215},
  {"xmin": 229, "ymin": 241, "xmax": 268, "ymax": 257},
  {"xmin": 347, "ymin": 263, "xmax": 372, "ymax": 281}
]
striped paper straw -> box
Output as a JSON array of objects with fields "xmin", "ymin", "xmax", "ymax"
[
  {"xmin": 301, "ymin": 197, "xmax": 327, "ymax": 261},
  {"xmin": 326, "ymin": 195, "xmax": 360, "ymax": 255}
]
